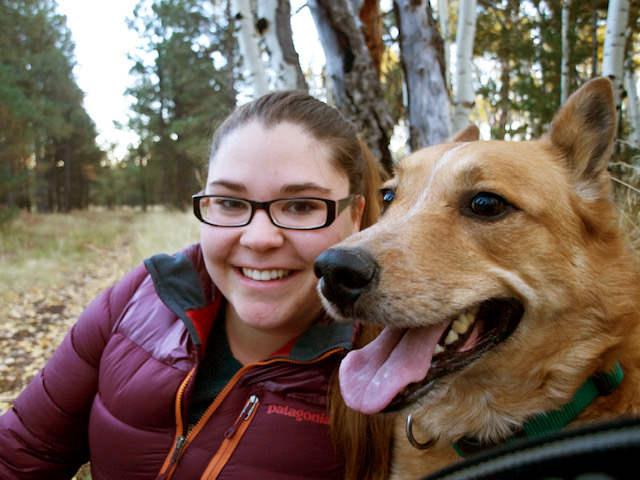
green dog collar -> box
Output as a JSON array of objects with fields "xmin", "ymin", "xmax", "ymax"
[{"xmin": 453, "ymin": 361, "xmax": 624, "ymax": 457}]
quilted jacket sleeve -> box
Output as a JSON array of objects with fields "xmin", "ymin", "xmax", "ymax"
[{"xmin": 0, "ymin": 263, "xmax": 150, "ymax": 479}]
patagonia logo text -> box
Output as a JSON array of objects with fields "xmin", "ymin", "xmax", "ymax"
[{"xmin": 266, "ymin": 404, "xmax": 330, "ymax": 425}]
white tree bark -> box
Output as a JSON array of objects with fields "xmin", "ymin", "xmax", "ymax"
[
  {"xmin": 451, "ymin": 0, "xmax": 476, "ymax": 133},
  {"xmin": 395, "ymin": 0, "xmax": 451, "ymax": 149},
  {"xmin": 625, "ymin": 63, "xmax": 640, "ymax": 149},
  {"xmin": 560, "ymin": 0, "xmax": 570, "ymax": 104},
  {"xmin": 602, "ymin": 0, "xmax": 629, "ymax": 131},
  {"xmin": 257, "ymin": 0, "xmax": 307, "ymax": 91},
  {"xmin": 232, "ymin": 0, "xmax": 269, "ymax": 97},
  {"xmin": 307, "ymin": 0, "xmax": 395, "ymax": 173}
]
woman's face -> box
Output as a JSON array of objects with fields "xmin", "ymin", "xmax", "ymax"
[{"xmin": 201, "ymin": 121, "xmax": 364, "ymax": 338}]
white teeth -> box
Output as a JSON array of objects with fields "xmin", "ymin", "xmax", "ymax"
[
  {"xmin": 242, "ymin": 268, "xmax": 291, "ymax": 281},
  {"xmin": 433, "ymin": 308, "xmax": 478, "ymax": 356},
  {"xmin": 444, "ymin": 330, "xmax": 459, "ymax": 345},
  {"xmin": 452, "ymin": 312, "xmax": 474, "ymax": 334}
]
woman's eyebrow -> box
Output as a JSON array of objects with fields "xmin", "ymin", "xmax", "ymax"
[
  {"xmin": 281, "ymin": 183, "xmax": 332, "ymax": 195},
  {"xmin": 207, "ymin": 179, "xmax": 246, "ymax": 193},
  {"xmin": 207, "ymin": 180, "xmax": 333, "ymax": 196}
]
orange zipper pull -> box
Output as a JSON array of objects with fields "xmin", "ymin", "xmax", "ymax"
[{"xmin": 224, "ymin": 394, "xmax": 259, "ymax": 439}]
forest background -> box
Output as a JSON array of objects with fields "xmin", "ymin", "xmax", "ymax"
[
  {"xmin": 1, "ymin": 0, "xmax": 639, "ymax": 217},
  {"xmin": 0, "ymin": 1, "xmax": 639, "ymax": 476}
]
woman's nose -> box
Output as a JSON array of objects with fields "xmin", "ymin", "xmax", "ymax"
[{"xmin": 239, "ymin": 210, "xmax": 285, "ymax": 250}]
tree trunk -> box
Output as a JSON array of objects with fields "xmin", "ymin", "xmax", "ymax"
[
  {"xmin": 451, "ymin": 0, "xmax": 476, "ymax": 133},
  {"xmin": 307, "ymin": 0, "xmax": 394, "ymax": 174},
  {"xmin": 223, "ymin": 0, "xmax": 239, "ymax": 107},
  {"xmin": 439, "ymin": 0, "xmax": 451, "ymax": 92},
  {"xmin": 395, "ymin": 0, "xmax": 450, "ymax": 149},
  {"xmin": 495, "ymin": 1, "xmax": 515, "ymax": 140},
  {"xmin": 602, "ymin": 0, "xmax": 630, "ymax": 133},
  {"xmin": 352, "ymin": 0, "xmax": 384, "ymax": 74},
  {"xmin": 625, "ymin": 61, "xmax": 640, "ymax": 150},
  {"xmin": 590, "ymin": 0, "xmax": 599, "ymax": 78},
  {"xmin": 35, "ymin": 138, "xmax": 50, "ymax": 213},
  {"xmin": 232, "ymin": 0, "xmax": 269, "ymax": 97},
  {"xmin": 63, "ymin": 145, "xmax": 71, "ymax": 213},
  {"xmin": 257, "ymin": 0, "xmax": 307, "ymax": 91},
  {"xmin": 560, "ymin": 0, "xmax": 570, "ymax": 104}
]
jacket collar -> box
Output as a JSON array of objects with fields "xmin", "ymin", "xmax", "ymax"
[{"xmin": 144, "ymin": 248, "xmax": 353, "ymax": 361}]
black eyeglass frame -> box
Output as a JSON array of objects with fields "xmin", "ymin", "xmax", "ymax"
[{"xmin": 192, "ymin": 193, "xmax": 357, "ymax": 230}]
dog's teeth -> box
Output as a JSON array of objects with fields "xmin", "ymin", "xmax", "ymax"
[
  {"xmin": 452, "ymin": 314, "xmax": 470, "ymax": 334},
  {"xmin": 444, "ymin": 330, "xmax": 459, "ymax": 345},
  {"xmin": 434, "ymin": 344, "xmax": 445, "ymax": 355},
  {"xmin": 464, "ymin": 311, "xmax": 476, "ymax": 324},
  {"xmin": 452, "ymin": 311, "xmax": 476, "ymax": 334}
]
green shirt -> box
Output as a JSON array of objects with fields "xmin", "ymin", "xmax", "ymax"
[{"xmin": 188, "ymin": 309, "xmax": 242, "ymax": 426}]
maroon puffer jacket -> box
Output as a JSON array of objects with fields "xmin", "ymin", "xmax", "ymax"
[{"xmin": 0, "ymin": 243, "xmax": 352, "ymax": 479}]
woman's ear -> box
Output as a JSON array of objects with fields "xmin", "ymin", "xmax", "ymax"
[{"xmin": 351, "ymin": 195, "xmax": 366, "ymax": 232}]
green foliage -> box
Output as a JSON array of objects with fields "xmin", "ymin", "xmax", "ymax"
[
  {"xmin": 0, "ymin": 0, "xmax": 103, "ymax": 213},
  {"xmin": 124, "ymin": 0, "xmax": 237, "ymax": 210},
  {"xmin": 4, "ymin": 0, "xmax": 637, "ymax": 214},
  {"xmin": 470, "ymin": 0, "xmax": 639, "ymax": 145}
]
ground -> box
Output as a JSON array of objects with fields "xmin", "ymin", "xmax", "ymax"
[
  {"xmin": 0, "ymin": 242, "xmax": 131, "ymax": 479},
  {"xmin": 0, "ymin": 241, "xmax": 130, "ymax": 415}
]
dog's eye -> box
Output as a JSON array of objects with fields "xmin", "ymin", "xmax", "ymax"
[
  {"xmin": 379, "ymin": 188, "xmax": 396, "ymax": 215},
  {"xmin": 469, "ymin": 192, "xmax": 508, "ymax": 218}
]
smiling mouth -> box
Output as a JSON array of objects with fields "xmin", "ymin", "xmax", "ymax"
[
  {"xmin": 385, "ymin": 298, "xmax": 524, "ymax": 412},
  {"xmin": 338, "ymin": 297, "xmax": 524, "ymax": 415},
  {"xmin": 241, "ymin": 268, "xmax": 293, "ymax": 281}
]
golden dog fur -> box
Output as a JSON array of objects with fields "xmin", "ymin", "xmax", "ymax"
[{"xmin": 319, "ymin": 78, "xmax": 640, "ymax": 479}]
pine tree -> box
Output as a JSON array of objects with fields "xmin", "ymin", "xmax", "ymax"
[{"xmin": 126, "ymin": 0, "xmax": 237, "ymax": 210}]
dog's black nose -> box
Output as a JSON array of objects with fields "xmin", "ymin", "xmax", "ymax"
[{"xmin": 314, "ymin": 248, "xmax": 378, "ymax": 306}]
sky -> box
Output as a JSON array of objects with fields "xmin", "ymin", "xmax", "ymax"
[
  {"xmin": 55, "ymin": 0, "xmax": 322, "ymax": 161},
  {"xmin": 56, "ymin": 0, "xmax": 141, "ymax": 160}
]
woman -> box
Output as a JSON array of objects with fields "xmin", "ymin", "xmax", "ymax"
[{"xmin": 0, "ymin": 91, "xmax": 391, "ymax": 479}]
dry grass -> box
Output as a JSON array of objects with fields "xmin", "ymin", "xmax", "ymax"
[
  {"xmin": 611, "ymin": 163, "xmax": 640, "ymax": 252},
  {"xmin": 0, "ymin": 208, "xmax": 201, "ymax": 300}
]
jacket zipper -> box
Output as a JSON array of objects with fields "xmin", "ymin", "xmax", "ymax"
[
  {"xmin": 200, "ymin": 394, "xmax": 260, "ymax": 479},
  {"xmin": 156, "ymin": 369, "xmax": 195, "ymax": 480},
  {"xmin": 156, "ymin": 347, "xmax": 345, "ymax": 479}
]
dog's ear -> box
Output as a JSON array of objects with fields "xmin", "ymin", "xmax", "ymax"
[
  {"xmin": 547, "ymin": 77, "xmax": 615, "ymax": 201},
  {"xmin": 449, "ymin": 124, "xmax": 480, "ymax": 143}
]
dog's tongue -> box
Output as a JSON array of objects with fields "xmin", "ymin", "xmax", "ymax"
[{"xmin": 339, "ymin": 323, "xmax": 448, "ymax": 414}]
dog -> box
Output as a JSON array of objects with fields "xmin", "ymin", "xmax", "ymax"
[{"xmin": 314, "ymin": 77, "xmax": 640, "ymax": 479}]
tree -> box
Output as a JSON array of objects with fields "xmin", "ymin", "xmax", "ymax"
[
  {"xmin": 452, "ymin": 0, "xmax": 477, "ymax": 132},
  {"xmin": 257, "ymin": 0, "xmax": 307, "ymax": 90},
  {"xmin": 625, "ymin": 61, "xmax": 640, "ymax": 150},
  {"xmin": 602, "ymin": 0, "xmax": 630, "ymax": 133},
  {"xmin": 0, "ymin": 0, "xmax": 102, "ymax": 214},
  {"xmin": 307, "ymin": 0, "xmax": 395, "ymax": 174},
  {"xmin": 126, "ymin": 0, "xmax": 237, "ymax": 210},
  {"xmin": 561, "ymin": 0, "xmax": 570, "ymax": 104},
  {"xmin": 354, "ymin": 0, "xmax": 384, "ymax": 74},
  {"xmin": 232, "ymin": 0, "xmax": 269, "ymax": 96},
  {"xmin": 395, "ymin": 0, "xmax": 451, "ymax": 148},
  {"xmin": 437, "ymin": 0, "xmax": 451, "ymax": 92}
]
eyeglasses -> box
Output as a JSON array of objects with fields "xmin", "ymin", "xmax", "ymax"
[{"xmin": 192, "ymin": 194, "xmax": 356, "ymax": 230}]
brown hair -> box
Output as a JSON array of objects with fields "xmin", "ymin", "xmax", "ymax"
[
  {"xmin": 210, "ymin": 90, "xmax": 383, "ymax": 229},
  {"xmin": 329, "ymin": 323, "xmax": 394, "ymax": 480}
]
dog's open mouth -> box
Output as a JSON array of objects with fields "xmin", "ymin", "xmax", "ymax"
[{"xmin": 338, "ymin": 298, "xmax": 524, "ymax": 415}]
